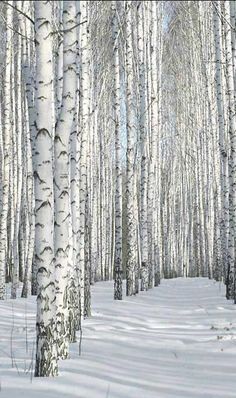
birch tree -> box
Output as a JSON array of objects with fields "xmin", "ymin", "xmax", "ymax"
[
  {"xmin": 0, "ymin": 1, "xmax": 13, "ymax": 300},
  {"xmin": 54, "ymin": 0, "xmax": 77, "ymax": 359},
  {"xmin": 138, "ymin": 1, "xmax": 149, "ymax": 292},
  {"xmin": 125, "ymin": 1, "xmax": 138, "ymax": 296},
  {"xmin": 78, "ymin": 0, "xmax": 91, "ymax": 317},
  {"xmin": 223, "ymin": 0, "xmax": 236, "ymax": 300},
  {"xmin": 112, "ymin": 1, "xmax": 123, "ymax": 300},
  {"xmin": 34, "ymin": 0, "xmax": 58, "ymax": 377}
]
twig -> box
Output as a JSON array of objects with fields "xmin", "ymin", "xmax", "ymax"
[
  {"xmin": 2, "ymin": 1, "xmax": 34, "ymax": 25},
  {"xmin": 52, "ymin": 20, "xmax": 87, "ymax": 35},
  {"xmin": 211, "ymin": 1, "xmax": 236, "ymax": 32},
  {"xmin": 0, "ymin": 17, "xmax": 34, "ymax": 42}
]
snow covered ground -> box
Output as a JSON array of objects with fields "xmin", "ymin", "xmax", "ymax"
[{"xmin": 1, "ymin": 278, "xmax": 236, "ymax": 398}]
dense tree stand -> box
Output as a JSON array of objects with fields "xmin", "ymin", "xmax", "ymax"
[{"xmin": 0, "ymin": 0, "xmax": 235, "ymax": 380}]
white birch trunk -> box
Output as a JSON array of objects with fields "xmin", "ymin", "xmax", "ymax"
[
  {"xmin": 78, "ymin": 0, "xmax": 90, "ymax": 317},
  {"xmin": 34, "ymin": 0, "xmax": 58, "ymax": 377},
  {"xmin": 224, "ymin": 1, "xmax": 236, "ymax": 300},
  {"xmin": 213, "ymin": 1, "xmax": 229, "ymax": 283},
  {"xmin": 0, "ymin": 1, "xmax": 13, "ymax": 299},
  {"xmin": 54, "ymin": 0, "xmax": 77, "ymax": 357},
  {"xmin": 138, "ymin": 2, "xmax": 149, "ymax": 292},
  {"xmin": 126, "ymin": 1, "xmax": 138, "ymax": 296},
  {"xmin": 112, "ymin": 1, "xmax": 123, "ymax": 300}
]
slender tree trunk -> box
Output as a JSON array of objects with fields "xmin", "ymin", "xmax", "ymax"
[
  {"xmin": 138, "ymin": 2, "xmax": 149, "ymax": 292},
  {"xmin": 34, "ymin": 0, "xmax": 58, "ymax": 377},
  {"xmin": 54, "ymin": 0, "xmax": 77, "ymax": 357},
  {"xmin": 112, "ymin": 1, "xmax": 123, "ymax": 300},
  {"xmin": 224, "ymin": 1, "xmax": 236, "ymax": 300},
  {"xmin": 126, "ymin": 1, "xmax": 138, "ymax": 296}
]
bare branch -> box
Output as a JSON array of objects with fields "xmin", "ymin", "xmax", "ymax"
[
  {"xmin": 52, "ymin": 19, "xmax": 87, "ymax": 35},
  {"xmin": 2, "ymin": 1, "xmax": 34, "ymax": 25}
]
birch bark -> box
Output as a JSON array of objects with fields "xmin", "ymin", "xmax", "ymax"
[{"xmin": 34, "ymin": 0, "xmax": 58, "ymax": 377}]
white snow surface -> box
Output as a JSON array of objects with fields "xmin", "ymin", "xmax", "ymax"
[{"xmin": 1, "ymin": 277, "xmax": 236, "ymax": 398}]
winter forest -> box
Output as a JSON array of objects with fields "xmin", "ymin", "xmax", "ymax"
[{"xmin": 0, "ymin": 0, "xmax": 236, "ymax": 397}]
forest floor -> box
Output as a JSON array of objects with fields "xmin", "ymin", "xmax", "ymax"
[{"xmin": 1, "ymin": 278, "xmax": 236, "ymax": 398}]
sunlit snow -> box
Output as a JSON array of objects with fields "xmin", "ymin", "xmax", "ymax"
[{"xmin": 1, "ymin": 278, "xmax": 236, "ymax": 398}]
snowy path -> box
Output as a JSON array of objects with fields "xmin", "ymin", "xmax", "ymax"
[{"xmin": 1, "ymin": 278, "xmax": 236, "ymax": 398}]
